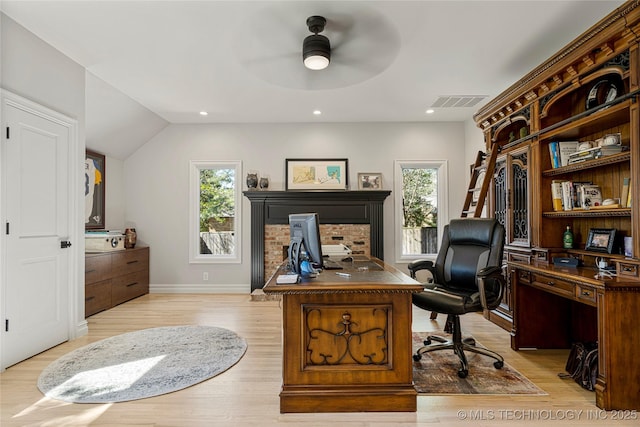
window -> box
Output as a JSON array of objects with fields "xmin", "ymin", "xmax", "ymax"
[
  {"xmin": 394, "ymin": 160, "xmax": 448, "ymax": 262},
  {"xmin": 189, "ymin": 160, "xmax": 241, "ymax": 263}
]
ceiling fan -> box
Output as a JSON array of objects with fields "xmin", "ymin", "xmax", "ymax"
[
  {"xmin": 303, "ymin": 16, "xmax": 331, "ymax": 70},
  {"xmin": 233, "ymin": 3, "xmax": 400, "ymax": 90}
]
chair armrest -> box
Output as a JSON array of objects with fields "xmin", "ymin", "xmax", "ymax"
[
  {"xmin": 477, "ymin": 266, "xmax": 506, "ymax": 310},
  {"xmin": 407, "ymin": 259, "xmax": 435, "ymax": 280}
]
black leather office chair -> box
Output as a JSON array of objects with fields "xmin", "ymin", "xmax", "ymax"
[{"xmin": 409, "ymin": 218, "xmax": 506, "ymax": 378}]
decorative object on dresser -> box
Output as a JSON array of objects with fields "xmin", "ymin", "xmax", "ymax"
[
  {"xmin": 124, "ymin": 228, "xmax": 137, "ymax": 248},
  {"xmin": 85, "ymin": 230, "xmax": 125, "ymax": 252},
  {"xmin": 85, "ymin": 246, "xmax": 149, "ymax": 317}
]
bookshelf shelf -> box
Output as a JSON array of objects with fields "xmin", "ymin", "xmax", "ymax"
[
  {"xmin": 542, "ymin": 152, "xmax": 630, "ymax": 177},
  {"xmin": 542, "ymin": 208, "xmax": 631, "ymax": 218}
]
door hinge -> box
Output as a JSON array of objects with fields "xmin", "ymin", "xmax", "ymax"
[
  {"xmin": 6, "ymin": 127, "xmax": 9, "ymax": 139},
  {"xmin": 5, "ymin": 319, "xmax": 8, "ymax": 332},
  {"xmin": 5, "ymin": 222, "xmax": 8, "ymax": 235}
]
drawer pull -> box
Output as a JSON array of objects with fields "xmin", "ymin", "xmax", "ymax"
[
  {"xmin": 126, "ymin": 282, "xmax": 138, "ymax": 287},
  {"xmin": 547, "ymin": 281, "xmax": 555, "ymax": 286},
  {"xmin": 85, "ymin": 296, "xmax": 95, "ymax": 302},
  {"xmin": 127, "ymin": 260, "xmax": 139, "ymax": 265},
  {"xmin": 582, "ymin": 291, "xmax": 592, "ymax": 296},
  {"xmin": 622, "ymin": 266, "xmax": 635, "ymax": 272}
]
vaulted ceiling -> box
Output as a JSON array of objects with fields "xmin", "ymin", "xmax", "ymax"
[{"xmin": 0, "ymin": 1, "xmax": 625, "ymax": 158}]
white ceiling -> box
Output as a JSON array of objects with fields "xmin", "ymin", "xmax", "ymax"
[{"xmin": 0, "ymin": 0, "xmax": 626, "ymax": 156}]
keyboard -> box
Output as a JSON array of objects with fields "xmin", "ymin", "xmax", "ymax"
[{"xmin": 321, "ymin": 259, "xmax": 343, "ymax": 270}]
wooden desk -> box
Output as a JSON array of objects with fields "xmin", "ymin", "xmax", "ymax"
[
  {"xmin": 263, "ymin": 258, "xmax": 423, "ymax": 413},
  {"xmin": 509, "ymin": 261, "xmax": 640, "ymax": 410}
]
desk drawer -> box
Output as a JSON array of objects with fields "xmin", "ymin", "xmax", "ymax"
[
  {"xmin": 616, "ymin": 260, "xmax": 639, "ymax": 280},
  {"xmin": 530, "ymin": 273, "xmax": 574, "ymax": 298},
  {"xmin": 576, "ymin": 284, "xmax": 597, "ymax": 306}
]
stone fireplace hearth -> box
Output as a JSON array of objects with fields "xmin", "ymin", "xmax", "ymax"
[{"xmin": 243, "ymin": 190, "xmax": 391, "ymax": 291}]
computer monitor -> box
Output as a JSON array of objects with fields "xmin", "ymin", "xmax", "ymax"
[{"xmin": 288, "ymin": 213, "xmax": 324, "ymax": 275}]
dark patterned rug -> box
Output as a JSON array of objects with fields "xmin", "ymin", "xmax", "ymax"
[{"xmin": 413, "ymin": 332, "xmax": 546, "ymax": 395}]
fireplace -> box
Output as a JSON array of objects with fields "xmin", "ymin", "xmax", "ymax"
[{"xmin": 243, "ymin": 190, "xmax": 391, "ymax": 291}]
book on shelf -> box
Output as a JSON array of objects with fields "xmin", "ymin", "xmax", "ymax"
[
  {"xmin": 621, "ymin": 177, "xmax": 630, "ymax": 209},
  {"xmin": 627, "ymin": 181, "xmax": 632, "ymax": 208},
  {"xmin": 551, "ymin": 180, "xmax": 564, "ymax": 211},
  {"xmin": 548, "ymin": 142, "xmax": 560, "ymax": 168},
  {"xmin": 558, "ymin": 180, "xmax": 592, "ymax": 210},
  {"xmin": 557, "ymin": 141, "xmax": 579, "ymax": 167},
  {"xmin": 567, "ymin": 144, "xmax": 626, "ymax": 165},
  {"xmin": 561, "ymin": 181, "xmax": 573, "ymax": 211},
  {"xmin": 571, "ymin": 181, "xmax": 592, "ymax": 209},
  {"xmin": 580, "ymin": 184, "xmax": 603, "ymax": 208}
]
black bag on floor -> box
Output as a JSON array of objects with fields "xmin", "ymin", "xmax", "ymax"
[{"xmin": 561, "ymin": 341, "xmax": 598, "ymax": 391}]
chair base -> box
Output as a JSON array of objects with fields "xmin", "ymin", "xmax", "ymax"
[{"xmin": 413, "ymin": 315, "xmax": 504, "ymax": 378}]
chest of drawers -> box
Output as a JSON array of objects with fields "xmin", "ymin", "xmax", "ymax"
[{"xmin": 85, "ymin": 246, "xmax": 149, "ymax": 317}]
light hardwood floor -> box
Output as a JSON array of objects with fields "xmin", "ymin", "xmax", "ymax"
[{"xmin": 1, "ymin": 294, "xmax": 636, "ymax": 426}]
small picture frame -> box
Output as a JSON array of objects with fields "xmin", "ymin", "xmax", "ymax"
[
  {"xmin": 585, "ymin": 228, "xmax": 616, "ymax": 253},
  {"xmin": 357, "ymin": 173, "xmax": 382, "ymax": 190}
]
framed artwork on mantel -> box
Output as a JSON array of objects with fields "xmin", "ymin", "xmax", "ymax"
[
  {"xmin": 358, "ymin": 173, "xmax": 382, "ymax": 190},
  {"xmin": 285, "ymin": 158, "xmax": 348, "ymax": 190},
  {"xmin": 85, "ymin": 149, "xmax": 105, "ymax": 230}
]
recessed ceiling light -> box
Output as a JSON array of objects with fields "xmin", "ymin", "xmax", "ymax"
[
  {"xmin": 199, "ymin": 111, "xmax": 208, "ymax": 116},
  {"xmin": 313, "ymin": 110, "xmax": 322, "ymax": 115},
  {"xmin": 426, "ymin": 109, "xmax": 435, "ymax": 114}
]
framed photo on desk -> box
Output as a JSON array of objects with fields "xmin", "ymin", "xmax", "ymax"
[{"xmin": 585, "ymin": 228, "xmax": 616, "ymax": 253}]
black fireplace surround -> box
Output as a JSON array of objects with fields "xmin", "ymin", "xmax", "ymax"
[{"xmin": 243, "ymin": 190, "xmax": 391, "ymax": 291}]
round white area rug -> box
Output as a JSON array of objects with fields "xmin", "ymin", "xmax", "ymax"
[{"xmin": 37, "ymin": 325, "xmax": 247, "ymax": 403}]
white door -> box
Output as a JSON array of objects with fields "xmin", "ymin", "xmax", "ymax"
[{"xmin": 1, "ymin": 96, "xmax": 72, "ymax": 368}]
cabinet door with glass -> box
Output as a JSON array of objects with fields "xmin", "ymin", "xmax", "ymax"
[{"xmin": 493, "ymin": 146, "xmax": 530, "ymax": 248}]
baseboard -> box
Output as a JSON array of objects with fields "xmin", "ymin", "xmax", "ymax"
[
  {"xmin": 74, "ymin": 319, "xmax": 89, "ymax": 339},
  {"xmin": 149, "ymin": 283, "xmax": 250, "ymax": 294}
]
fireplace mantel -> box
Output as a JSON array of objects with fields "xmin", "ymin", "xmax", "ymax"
[{"xmin": 243, "ymin": 190, "xmax": 391, "ymax": 291}]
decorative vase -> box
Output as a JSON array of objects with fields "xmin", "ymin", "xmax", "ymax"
[
  {"xmin": 259, "ymin": 177, "xmax": 269, "ymax": 190},
  {"xmin": 246, "ymin": 173, "xmax": 258, "ymax": 189},
  {"xmin": 125, "ymin": 228, "xmax": 137, "ymax": 249}
]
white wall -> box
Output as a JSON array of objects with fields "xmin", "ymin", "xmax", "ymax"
[
  {"xmin": 125, "ymin": 122, "xmax": 467, "ymax": 291},
  {"xmin": 105, "ymin": 156, "xmax": 125, "ymax": 231},
  {"xmin": 465, "ymin": 118, "xmax": 486, "ymax": 175},
  {"xmin": 1, "ymin": 13, "xmax": 87, "ymax": 336}
]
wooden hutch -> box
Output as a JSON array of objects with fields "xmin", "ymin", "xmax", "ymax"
[{"xmin": 474, "ymin": 0, "xmax": 640, "ymax": 410}]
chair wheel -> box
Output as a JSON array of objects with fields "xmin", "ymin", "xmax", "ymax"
[
  {"xmin": 493, "ymin": 361, "xmax": 504, "ymax": 369},
  {"xmin": 457, "ymin": 369, "xmax": 468, "ymax": 378},
  {"xmin": 413, "ymin": 354, "xmax": 422, "ymax": 361},
  {"xmin": 423, "ymin": 339, "xmax": 431, "ymax": 345}
]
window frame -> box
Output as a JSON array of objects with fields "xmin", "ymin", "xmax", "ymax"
[
  {"xmin": 394, "ymin": 159, "xmax": 448, "ymax": 263},
  {"xmin": 189, "ymin": 160, "xmax": 242, "ymax": 264}
]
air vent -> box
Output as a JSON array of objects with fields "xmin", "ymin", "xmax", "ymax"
[{"xmin": 431, "ymin": 96, "xmax": 486, "ymax": 108}]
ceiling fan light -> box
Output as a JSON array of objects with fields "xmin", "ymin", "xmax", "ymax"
[{"xmin": 303, "ymin": 34, "xmax": 330, "ymax": 70}]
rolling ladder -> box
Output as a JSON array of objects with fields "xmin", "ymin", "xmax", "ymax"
[
  {"xmin": 428, "ymin": 148, "xmax": 498, "ymax": 322},
  {"xmin": 461, "ymin": 148, "xmax": 498, "ymax": 218}
]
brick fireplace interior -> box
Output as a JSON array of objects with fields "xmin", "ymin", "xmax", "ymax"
[
  {"xmin": 264, "ymin": 224, "xmax": 371, "ymax": 280},
  {"xmin": 243, "ymin": 190, "xmax": 391, "ymax": 291}
]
